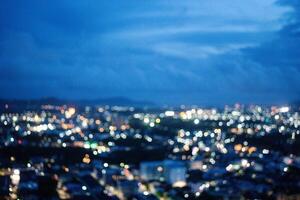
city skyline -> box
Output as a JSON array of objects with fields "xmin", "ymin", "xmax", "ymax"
[{"xmin": 1, "ymin": 2, "xmax": 300, "ymax": 198}]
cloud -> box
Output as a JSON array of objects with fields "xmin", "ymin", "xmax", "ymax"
[
  {"xmin": 0, "ymin": 0, "xmax": 299, "ymax": 105},
  {"xmin": 150, "ymin": 43, "xmax": 255, "ymax": 60},
  {"xmin": 243, "ymin": 0, "xmax": 300, "ymax": 69}
]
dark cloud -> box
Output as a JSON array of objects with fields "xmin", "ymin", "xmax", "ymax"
[
  {"xmin": 244, "ymin": 0, "xmax": 300, "ymax": 70},
  {"xmin": 240, "ymin": 0, "xmax": 300, "ymax": 97},
  {"xmin": 0, "ymin": 0, "xmax": 299, "ymax": 105}
]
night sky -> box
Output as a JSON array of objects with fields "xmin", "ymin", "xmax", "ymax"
[{"xmin": 1, "ymin": 0, "xmax": 300, "ymax": 105}]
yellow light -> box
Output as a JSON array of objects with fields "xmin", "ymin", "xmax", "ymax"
[
  {"xmin": 180, "ymin": 112, "xmax": 187, "ymax": 120},
  {"xmin": 214, "ymin": 128, "xmax": 221, "ymax": 134},
  {"xmin": 155, "ymin": 118, "xmax": 161, "ymax": 123},
  {"xmin": 65, "ymin": 107, "xmax": 76, "ymax": 118},
  {"xmin": 173, "ymin": 181, "xmax": 186, "ymax": 188}
]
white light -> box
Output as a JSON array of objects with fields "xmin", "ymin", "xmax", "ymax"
[
  {"xmin": 82, "ymin": 185, "xmax": 87, "ymax": 191},
  {"xmin": 11, "ymin": 169, "xmax": 20, "ymax": 185},
  {"xmin": 145, "ymin": 136, "xmax": 153, "ymax": 142},
  {"xmin": 13, "ymin": 169, "xmax": 20, "ymax": 175},
  {"xmin": 241, "ymin": 159, "xmax": 249, "ymax": 167},
  {"xmin": 279, "ymin": 106, "xmax": 289, "ymax": 113},
  {"xmin": 165, "ymin": 111, "xmax": 175, "ymax": 117},
  {"xmin": 226, "ymin": 164, "xmax": 233, "ymax": 172},
  {"xmin": 143, "ymin": 117, "xmax": 150, "ymax": 124},
  {"xmin": 149, "ymin": 122, "xmax": 155, "ymax": 127},
  {"xmin": 262, "ymin": 149, "xmax": 269, "ymax": 154},
  {"xmin": 194, "ymin": 119, "xmax": 200, "ymax": 125}
]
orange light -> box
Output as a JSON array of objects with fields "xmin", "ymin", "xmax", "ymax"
[
  {"xmin": 248, "ymin": 146, "xmax": 257, "ymax": 154},
  {"xmin": 234, "ymin": 144, "xmax": 242, "ymax": 152},
  {"xmin": 82, "ymin": 154, "xmax": 91, "ymax": 164}
]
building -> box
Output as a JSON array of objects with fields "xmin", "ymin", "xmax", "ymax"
[
  {"xmin": 140, "ymin": 161, "xmax": 163, "ymax": 181},
  {"xmin": 163, "ymin": 160, "xmax": 187, "ymax": 185},
  {"xmin": 140, "ymin": 160, "xmax": 187, "ymax": 186}
]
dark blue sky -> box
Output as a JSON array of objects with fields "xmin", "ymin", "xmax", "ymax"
[{"xmin": 1, "ymin": 0, "xmax": 300, "ymax": 105}]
